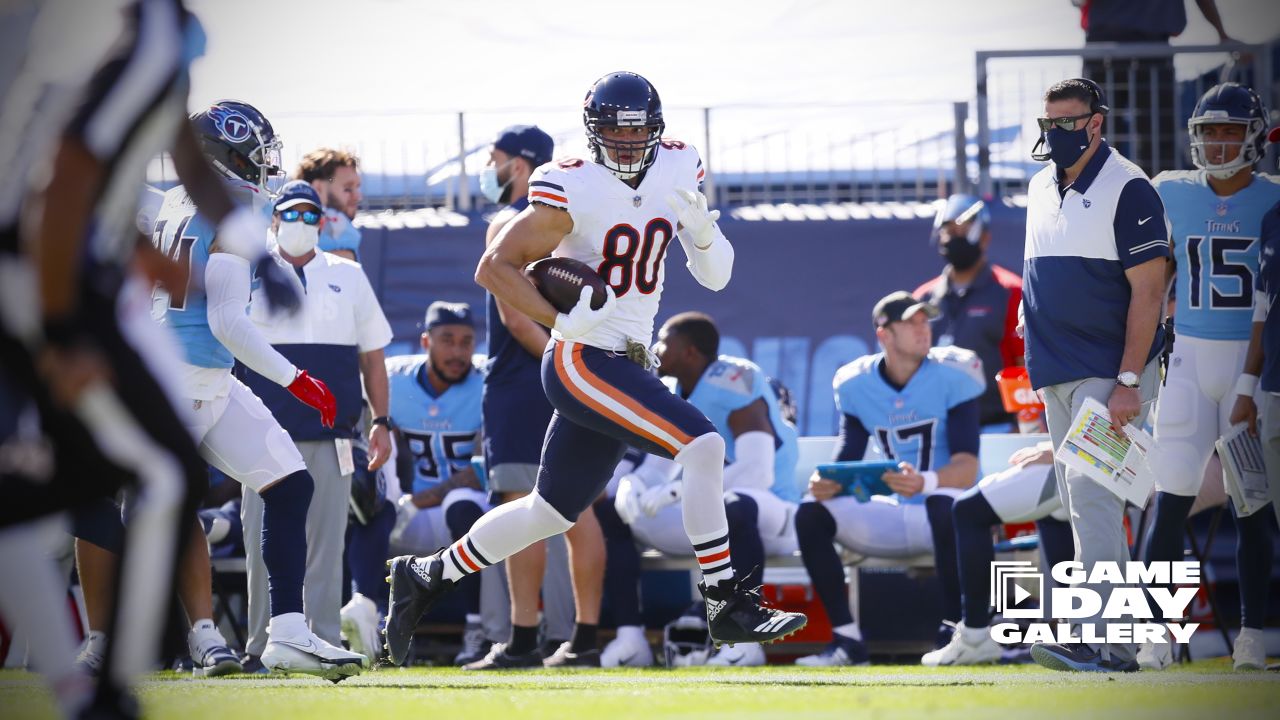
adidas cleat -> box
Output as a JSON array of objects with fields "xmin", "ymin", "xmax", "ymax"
[
  {"xmin": 699, "ymin": 577, "xmax": 807, "ymax": 647},
  {"xmin": 383, "ymin": 552, "xmax": 454, "ymax": 666}
]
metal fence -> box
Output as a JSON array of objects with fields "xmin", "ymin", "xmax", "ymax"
[
  {"xmin": 975, "ymin": 42, "xmax": 1275, "ymax": 199},
  {"xmin": 148, "ymin": 101, "xmax": 971, "ymax": 211}
]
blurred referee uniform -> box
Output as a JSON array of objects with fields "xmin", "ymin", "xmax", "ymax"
[
  {"xmin": 0, "ymin": 0, "xmax": 281, "ymax": 712},
  {"xmin": 239, "ymin": 181, "xmax": 393, "ymax": 657}
]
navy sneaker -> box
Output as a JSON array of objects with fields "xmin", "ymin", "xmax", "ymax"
[
  {"xmin": 699, "ymin": 577, "xmax": 807, "ymax": 647},
  {"xmin": 1030, "ymin": 643, "xmax": 1139, "ymax": 673},
  {"xmin": 383, "ymin": 552, "xmax": 455, "ymax": 666},
  {"xmin": 795, "ymin": 634, "xmax": 871, "ymax": 666},
  {"xmin": 462, "ymin": 643, "xmax": 545, "ymax": 671},
  {"xmin": 543, "ymin": 642, "xmax": 602, "ymax": 668}
]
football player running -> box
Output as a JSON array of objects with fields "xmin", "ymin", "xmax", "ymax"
[
  {"xmin": 382, "ymin": 71, "xmax": 806, "ymax": 666},
  {"xmin": 151, "ymin": 99, "xmax": 365, "ymax": 680},
  {"xmin": 1142, "ymin": 83, "xmax": 1280, "ymax": 671}
]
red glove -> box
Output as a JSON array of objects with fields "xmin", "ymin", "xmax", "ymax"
[{"xmin": 287, "ymin": 370, "xmax": 336, "ymax": 428}]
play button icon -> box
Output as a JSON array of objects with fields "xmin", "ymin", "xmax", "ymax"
[{"xmin": 1012, "ymin": 582, "xmax": 1032, "ymax": 605}]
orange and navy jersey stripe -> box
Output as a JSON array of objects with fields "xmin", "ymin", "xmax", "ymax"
[
  {"xmin": 529, "ymin": 180, "xmax": 568, "ymax": 210},
  {"xmin": 552, "ymin": 341, "xmax": 695, "ymax": 457}
]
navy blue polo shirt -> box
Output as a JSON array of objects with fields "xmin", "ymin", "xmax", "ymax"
[{"xmin": 1023, "ymin": 142, "xmax": 1170, "ymax": 389}]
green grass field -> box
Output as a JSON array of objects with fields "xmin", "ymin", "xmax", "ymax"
[{"xmin": 3, "ymin": 662, "xmax": 1279, "ymax": 720}]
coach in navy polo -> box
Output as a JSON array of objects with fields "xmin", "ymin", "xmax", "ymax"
[
  {"xmin": 239, "ymin": 181, "xmax": 394, "ymax": 661},
  {"xmin": 1021, "ymin": 79, "xmax": 1170, "ymax": 673}
]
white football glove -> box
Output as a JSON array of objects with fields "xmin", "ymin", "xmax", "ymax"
[
  {"xmin": 665, "ymin": 189, "xmax": 720, "ymax": 250},
  {"xmin": 639, "ymin": 480, "xmax": 683, "ymax": 517},
  {"xmin": 552, "ymin": 285, "xmax": 617, "ymax": 340},
  {"xmin": 389, "ymin": 494, "xmax": 419, "ymax": 545},
  {"xmin": 614, "ymin": 474, "xmax": 645, "ymax": 526}
]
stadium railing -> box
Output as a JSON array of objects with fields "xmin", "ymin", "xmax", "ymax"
[{"xmin": 974, "ymin": 42, "xmax": 1276, "ymax": 199}]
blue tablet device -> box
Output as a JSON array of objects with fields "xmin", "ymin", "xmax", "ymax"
[{"xmin": 814, "ymin": 461, "xmax": 899, "ymax": 502}]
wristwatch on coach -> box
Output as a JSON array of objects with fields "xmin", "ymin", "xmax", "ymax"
[
  {"xmin": 371, "ymin": 416, "xmax": 391, "ymax": 428},
  {"xmin": 1116, "ymin": 371, "xmax": 1140, "ymax": 389}
]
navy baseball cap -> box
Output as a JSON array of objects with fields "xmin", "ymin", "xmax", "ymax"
[
  {"xmin": 872, "ymin": 290, "xmax": 939, "ymax": 328},
  {"xmin": 493, "ymin": 125, "xmax": 554, "ymax": 168},
  {"xmin": 274, "ymin": 180, "xmax": 322, "ymax": 212},
  {"xmin": 424, "ymin": 301, "xmax": 474, "ymax": 330}
]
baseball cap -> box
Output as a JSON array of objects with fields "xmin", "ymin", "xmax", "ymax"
[
  {"xmin": 274, "ymin": 180, "xmax": 322, "ymax": 212},
  {"xmin": 493, "ymin": 125, "xmax": 555, "ymax": 168},
  {"xmin": 424, "ymin": 301, "xmax": 474, "ymax": 330},
  {"xmin": 872, "ymin": 290, "xmax": 939, "ymax": 328}
]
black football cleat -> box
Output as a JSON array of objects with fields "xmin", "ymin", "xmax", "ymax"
[
  {"xmin": 699, "ymin": 577, "xmax": 807, "ymax": 647},
  {"xmin": 383, "ymin": 552, "xmax": 454, "ymax": 666}
]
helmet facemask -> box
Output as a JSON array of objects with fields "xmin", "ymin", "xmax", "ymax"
[
  {"xmin": 586, "ymin": 116, "xmax": 664, "ymax": 180},
  {"xmin": 1189, "ymin": 116, "xmax": 1264, "ymax": 179}
]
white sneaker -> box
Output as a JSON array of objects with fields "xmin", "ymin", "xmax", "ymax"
[
  {"xmin": 263, "ymin": 630, "xmax": 367, "ymax": 683},
  {"xmin": 1137, "ymin": 640, "xmax": 1174, "ymax": 671},
  {"xmin": 188, "ymin": 621, "xmax": 243, "ymax": 677},
  {"xmin": 921, "ymin": 623, "xmax": 1002, "ymax": 667},
  {"xmin": 1233, "ymin": 627, "xmax": 1267, "ymax": 671},
  {"xmin": 340, "ymin": 593, "xmax": 382, "ymax": 663},
  {"xmin": 601, "ymin": 627, "xmax": 654, "ymax": 668},
  {"xmin": 74, "ymin": 631, "xmax": 106, "ymax": 677},
  {"xmin": 707, "ymin": 642, "xmax": 766, "ymax": 667}
]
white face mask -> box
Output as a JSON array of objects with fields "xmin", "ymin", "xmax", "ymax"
[{"xmin": 275, "ymin": 220, "xmax": 319, "ymax": 257}]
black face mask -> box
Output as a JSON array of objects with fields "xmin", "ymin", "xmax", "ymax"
[{"xmin": 940, "ymin": 237, "xmax": 983, "ymax": 271}]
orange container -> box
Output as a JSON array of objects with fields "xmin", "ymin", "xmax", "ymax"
[{"xmin": 995, "ymin": 367, "xmax": 1044, "ymax": 412}]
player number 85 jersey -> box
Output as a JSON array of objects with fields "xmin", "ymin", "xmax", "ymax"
[{"xmin": 529, "ymin": 141, "xmax": 706, "ymax": 351}]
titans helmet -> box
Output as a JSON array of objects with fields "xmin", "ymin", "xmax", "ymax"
[
  {"xmin": 930, "ymin": 194, "xmax": 990, "ymax": 245},
  {"xmin": 662, "ymin": 612, "xmax": 711, "ymax": 667},
  {"xmin": 583, "ymin": 72, "xmax": 664, "ymax": 180},
  {"xmin": 190, "ymin": 99, "xmax": 283, "ymax": 192},
  {"xmin": 767, "ymin": 376, "xmax": 799, "ymax": 427},
  {"xmin": 1188, "ymin": 83, "xmax": 1268, "ymax": 179}
]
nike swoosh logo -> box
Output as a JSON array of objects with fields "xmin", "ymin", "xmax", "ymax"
[
  {"xmin": 1138, "ymin": 217, "xmax": 1152, "ymax": 225},
  {"xmin": 618, "ymin": 652, "xmax": 638, "ymax": 666},
  {"xmin": 726, "ymin": 655, "xmax": 743, "ymax": 665}
]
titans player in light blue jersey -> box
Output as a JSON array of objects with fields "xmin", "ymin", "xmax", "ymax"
[
  {"xmin": 153, "ymin": 99, "xmax": 366, "ymax": 679},
  {"xmin": 1143, "ymin": 83, "xmax": 1279, "ymax": 672},
  {"xmin": 366, "ymin": 301, "xmax": 490, "ymax": 664},
  {"xmin": 596, "ymin": 312, "xmax": 801, "ymax": 667},
  {"xmin": 794, "ymin": 291, "xmax": 983, "ymax": 666}
]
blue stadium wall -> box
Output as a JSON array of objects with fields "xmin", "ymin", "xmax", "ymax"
[{"xmin": 357, "ymin": 205, "xmax": 1028, "ymax": 436}]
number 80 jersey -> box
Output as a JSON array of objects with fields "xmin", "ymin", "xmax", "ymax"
[
  {"xmin": 1154, "ymin": 170, "xmax": 1280, "ymax": 340},
  {"xmin": 529, "ymin": 141, "xmax": 706, "ymax": 351}
]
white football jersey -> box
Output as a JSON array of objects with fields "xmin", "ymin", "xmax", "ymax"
[{"xmin": 528, "ymin": 141, "xmax": 706, "ymax": 351}]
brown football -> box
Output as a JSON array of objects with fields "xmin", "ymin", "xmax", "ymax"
[{"xmin": 524, "ymin": 256, "xmax": 608, "ymax": 313}]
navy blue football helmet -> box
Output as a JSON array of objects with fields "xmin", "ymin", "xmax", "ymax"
[
  {"xmin": 583, "ymin": 72, "xmax": 664, "ymax": 179},
  {"xmin": 190, "ymin": 99, "xmax": 282, "ymax": 192},
  {"xmin": 1188, "ymin": 83, "xmax": 1268, "ymax": 178}
]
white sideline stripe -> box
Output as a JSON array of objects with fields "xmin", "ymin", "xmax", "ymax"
[{"xmin": 561, "ymin": 341, "xmax": 683, "ymax": 450}]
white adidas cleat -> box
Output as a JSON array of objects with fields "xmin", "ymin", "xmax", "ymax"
[
  {"xmin": 1137, "ymin": 640, "xmax": 1174, "ymax": 671},
  {"xmin": 1233, "ymin": 627, "xmax": 1267, "ymax": 671},
  {"xmin": 920, "ymin": 622, "xmax": 1002, "ymax": 667},
  {"xmin": 707, "ymin": 642, "xmax": 766, "ymax": 667},
  {"xmin": 263, "ymin": 629, "xmax": 367, "ymax": 683},
  {"xmin": 340, "ymin": 592, "xmax": 382, "ymax": 663},
  {"xmin": 601, "ymin": 627, "xmax": 654, "ymax": 668}
]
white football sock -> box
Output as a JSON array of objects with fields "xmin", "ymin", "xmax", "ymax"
[
  {"xmin": 833, "ymin": 622, "xmax": 863, "ymax": 641},
  {"xmin": 437, "ymin": 493, "xmax": 572, "ymax": 584},
  {"xmin": 675, "ymin": 433, "xmax": 734, "ymax": 586}
]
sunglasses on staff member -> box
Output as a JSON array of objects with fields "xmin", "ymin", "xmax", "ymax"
[
  {"xmin": 1036, "ymin": 112, "xmax": 1096, "ymax": 132},
  {"xmin": 279, "ymin": 209, "xmax": 322, "ymax": 225}
]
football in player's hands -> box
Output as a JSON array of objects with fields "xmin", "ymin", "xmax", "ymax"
[{"xmin": 525, "ymin": 256, "xmax": 608, "ymax": 313}]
